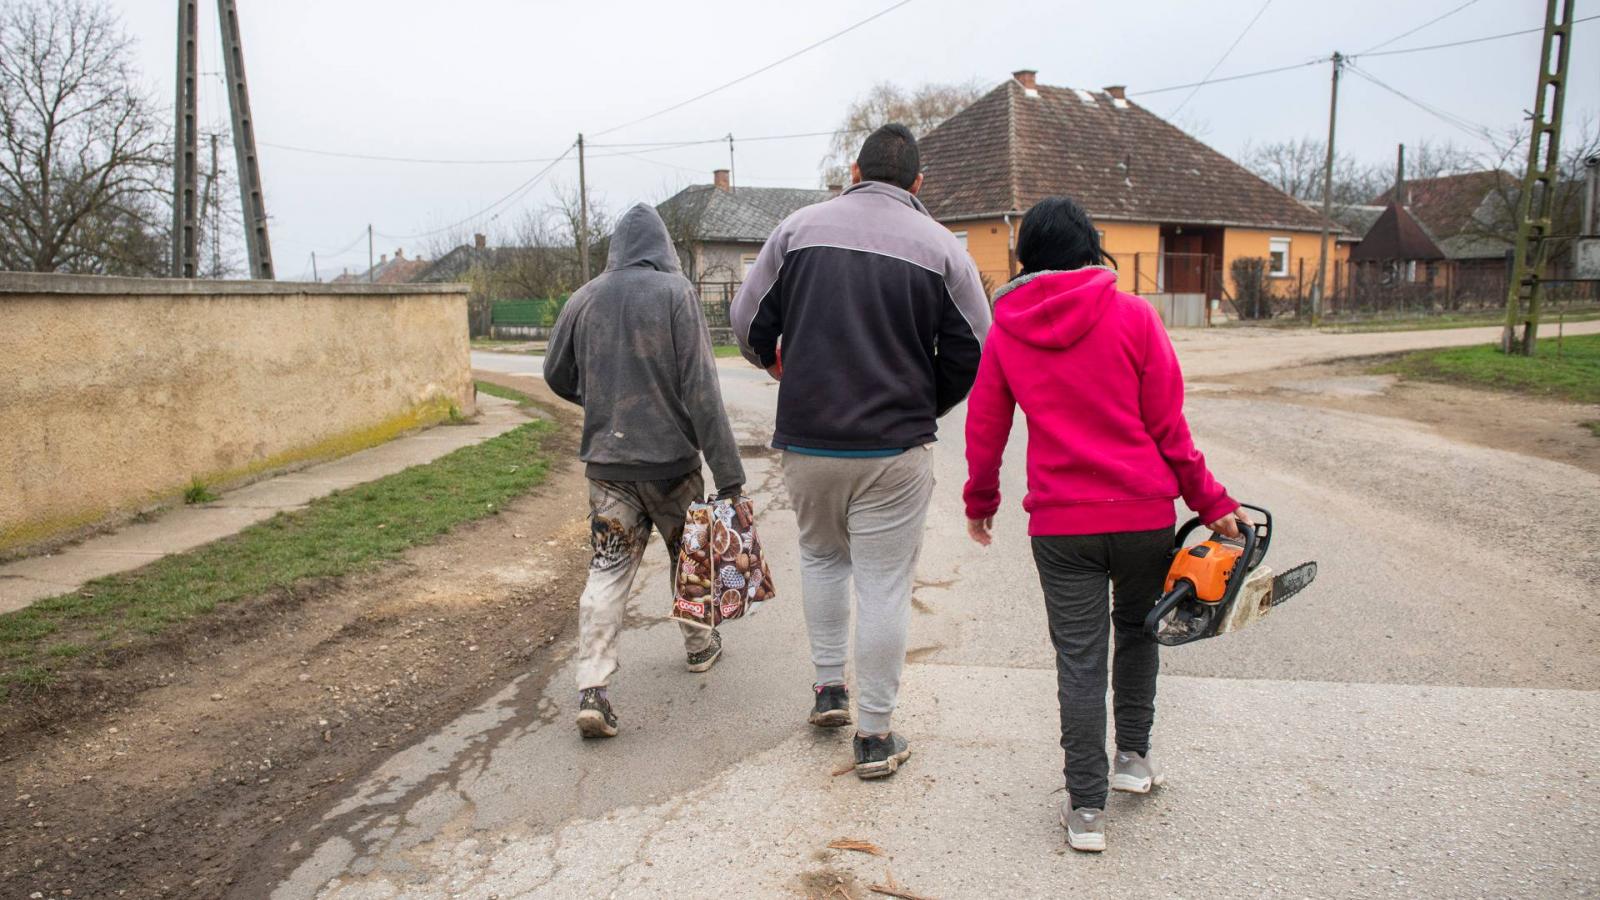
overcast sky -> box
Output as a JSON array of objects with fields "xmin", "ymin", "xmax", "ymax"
[{"xmin": 114, "ymin": 0, "xmax": 1599, "ymax": 280}]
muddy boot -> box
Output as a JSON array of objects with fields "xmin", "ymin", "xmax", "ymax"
[{"xmin": 577, "ymin": 687, "xmax": 618, "ymax": 738}]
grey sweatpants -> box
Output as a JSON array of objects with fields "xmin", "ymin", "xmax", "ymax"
[
  {"xmin": 1031, "ymin": 528, "xmax": 1172, "ymax": 809},
  {"xmin": 781, "ymin": 447, "xmax": 935, "ymax": 735}
]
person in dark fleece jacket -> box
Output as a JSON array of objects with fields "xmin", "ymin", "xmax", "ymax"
[
  {"xmin": 544, "ymin": 203, "xmax": 745, "ymax": 739},
  {"xmin": 731, "ymin": 124, "xmax": 991, "ymax": 779},
  {"xmin": 963, "ymin": 197, "xmax": 1245, "ymax": 852}
]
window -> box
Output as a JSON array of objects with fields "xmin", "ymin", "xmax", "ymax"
[
  {"xmin": 741, "ymin": 255, "xmax": 758, "ymax": 279},
  {"xmin": 952, "ymin": 230, "xmax": 968, "ymax": 249},
  {"xmin": 1268, "ymin": 237, "xmax": 1291, "ymax": 278}
]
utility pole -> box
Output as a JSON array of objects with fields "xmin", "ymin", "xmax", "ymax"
[
  {"xmin": 1394, "ymin": 143, "xmax": 1406, "ymax": 203},
  {"xmin": 1502, "ymin": 0, "xmax": 1576, "ymax": 356},
  {"xmin": 728, "ymin": 133, "xmax": 736, "ymax": 193},
  {"xmin": 1310, "ymin": 51, "xmax": 1343, "ymax": 327},
  {"xmin": 217, "ymin": 0, "xmax": 274, "ymax": 279},
  {"xmin": 202, "ymin": 132, "xmax": 219, "ymax": 277},
  {"xmin": 311, "ymin": 251, "xmax": 319, "ymax": 282},
  {"xmin": 170, "ymin": 0, "xmax": 199, "ymax": 277},
  {"xmin": 577, "ymin": 133, "xmax": 591, "ymax": 283},
  {"xmin": 368, "ymin": 224, "xmax": 374, "ymax": 283}
]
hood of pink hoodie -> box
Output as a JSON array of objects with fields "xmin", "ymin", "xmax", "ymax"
[{"xmin": 992, "ymin": 267, "xmax": 1119, "ymax": 351}]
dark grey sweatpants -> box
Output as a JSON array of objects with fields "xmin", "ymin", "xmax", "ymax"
[{"xmin": 1031, "ymin": 527, "xmax": 1172, "ymax": 809}]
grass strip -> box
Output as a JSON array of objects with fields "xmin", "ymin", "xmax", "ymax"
[
  {"xmin": 713, "ymin": 345, "xmax": 744, "ymax": 359},
  {"xmin": 475, "ymin": 379, "xmax": 537, "ymax": 405},
  {"xmin": 0, "ymin": 418, "xmax": 555, "ymax": 697},
  {"xmin": 1377, "ymin": 333, "xmax": 1600, "ymax": 405}
]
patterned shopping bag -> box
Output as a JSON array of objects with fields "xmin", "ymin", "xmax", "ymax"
[{"xmin": 671, "ymin": 496, "xmax": 777, "ymax": 628}]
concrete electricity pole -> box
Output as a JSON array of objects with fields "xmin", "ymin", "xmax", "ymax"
[
  {"xmin": 1501, "ymin": 0, "xmax": 1576, "ymax": 356},
  {"xmin": 170, "ymin": 0, "xmax": 199, "ymax": 277},
  {"xmin": 577, "ymin": 133, "xmax": 591, "ymax": 283},
  {"xmin": 1309, "ymin": 51, "xmax": 1343, "ymax": 327},
  {"xmin": 217, "ymin": 0, "xmax": 274, "ymax": 279}
]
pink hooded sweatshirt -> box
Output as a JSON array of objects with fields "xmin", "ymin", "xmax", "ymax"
[{"xmin": 963, "ymin": 268, "xmax": 1236, "ymax": 536}]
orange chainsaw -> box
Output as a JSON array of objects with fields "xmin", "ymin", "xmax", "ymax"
[{"xmin": 1144, "ymin": 504, "xmax": 1318, "ymax": 647}]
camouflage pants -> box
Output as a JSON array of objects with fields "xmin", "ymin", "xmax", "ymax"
[{"xmin": 575, "ymin": 472, "xmax": 715, "ymax": 690}]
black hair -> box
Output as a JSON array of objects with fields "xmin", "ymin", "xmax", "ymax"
[
  {"xmin": 855, "ymin": 123, "xmax": 920, "ymax": 190},
  {"xmin": 1015, "ymin": 196, "xmax": 1117, "ymax": 275}
]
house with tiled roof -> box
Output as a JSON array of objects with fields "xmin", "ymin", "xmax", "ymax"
[
  {"xmin": 916, "ymin": 70, "xmax": 1346, "ymax": 303},
  {"xmin": 331, "ymin": 246, "xmax": 429, "ymax": 284},
  {"xmin": 1368, "ymin": 170, "xmax": 1517, "ymax": 276},
  {"xmin": 656, "ymin": 171, "xmax": 835, "ymax": 284}
]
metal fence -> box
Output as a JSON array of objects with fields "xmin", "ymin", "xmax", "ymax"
[{"xmin": 1227, "ymin": 257, "xmax": 1595, "ymax": 321}]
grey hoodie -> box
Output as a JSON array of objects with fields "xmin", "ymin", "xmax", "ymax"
[{"xmin": 544, "ymin": 203, "xmax": 744, "ymax": 492}]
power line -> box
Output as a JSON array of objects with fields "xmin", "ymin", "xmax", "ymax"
[
  {"xmin": 375, "ymin": 143, "xmax": 576, "ymax": 241},
  {"xmin": 1134, "ymin": 57, "xmax": 1325, "ymax": 96},
  {"xmin": 1343, "ymin": 62, "xmax": 1494, "ymax": 140},
  {"xmin": 1361, "ymin": 0, "xmax": 1481, "ymax": 54},
  {"xmin": 1352, "ymin": 13, "xmax": 1598, "ymax": 59},
  {"xmin": 592, "ymin": 0, "xmax": 916, "ymax": 137},
  {"xmin": 1168, "ymin": 0, "xmax": 1274, "ymax": 118},
  {"xmin": 258, "ymin": 141, "xmax": 575, "ymax": 165}
]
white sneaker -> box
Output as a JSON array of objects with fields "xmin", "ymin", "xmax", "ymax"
[
  {"xmin": 1060, "ymin": 802, "xmax": 1106, "ymax": 852},
  {"xmin": 1111, "ymin": 749, "xmax": 1165, "ymax": 793}
]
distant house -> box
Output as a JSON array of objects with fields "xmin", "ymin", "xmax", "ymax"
[
  {"xmin": 656, "ymin": 171, "xmax": 835, "ymax": 284},
  {"xmin": 331, "ymin": 246, "xmax": 428, "ymax": 284},
  {"xmin": 915, "ymin": 69, "xmax": 1346, "ymax": 306},
  {"xmin": 1348, "ymin": 201, "xmax": 1448, "ymax": 285},
  {"xmin": 411, "ymin": 233, "xmax": 580, "ymax": 337},
  {"xmin": 1368, "ymin": 170, "xmax": 1516, "ymax": 287}
]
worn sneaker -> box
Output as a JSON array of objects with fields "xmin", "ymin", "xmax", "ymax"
[
  {"xmin": 1111, "ymin": 749, "xmax": 1165, "ymax": 793},
  {"xmin": 686, "ymin": 628, "xmax": 723, "ymax": 673},
  {"xmin": 808, "ymin": 683, "xmax": 851, "ymax": 728},
  {"xmin": 1060, "ymin": 802, "xmax": 1106, "ymax": 852},
  {"xmin": 576, "ymin": 687, "xmax": 618, "ymax": 738},
  {"xmin": 852, "ymin": 732, "xmax": 911, "ymax": 779}
]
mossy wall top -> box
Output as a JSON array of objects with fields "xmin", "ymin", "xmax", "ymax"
[{"xmin": 0, "ymin": 274, "xmax": 474, "ymax": 554}]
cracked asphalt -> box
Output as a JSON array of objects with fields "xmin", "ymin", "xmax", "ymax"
[{"xmin": 272, "ymin": 327, "xmax": 1600, "ymax": 899}]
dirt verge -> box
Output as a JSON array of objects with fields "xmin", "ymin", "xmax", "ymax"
[
  {"xmin": 0, "ymin": 375, "xmax": 591, "ymax": 900},
  {"xmin": 1204, "ymin": 358, "xmax": 1600, "ymax": 475}
]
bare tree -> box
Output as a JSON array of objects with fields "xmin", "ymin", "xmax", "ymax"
[
  {"xmin": 1461, "ymin": 117, "xmax": 1600, "ymax": 260},
  {"xmin": 1237, "ymin": 137, "xmax": 1386, "ymax": 206},
  {"xmin": 0, "ymin": 0, "xmax": 165, "ymax": 273},
  {"xmin": 819, "ymin": 80, "xmax": 984, "ymax": 186}
]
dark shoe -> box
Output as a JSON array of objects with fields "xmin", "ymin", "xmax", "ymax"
[
  {"xmin": 809, "ymin": 683, "xmax": 851, "ymax": 728},
  {"xmin": 576, "ymin": 687, "xmax": 618, "ymax": 738},
  {"xmin": 686, "ymin": 628, "xmax": 723, "ymax": 673},
  {"xmin": 852, "ymin": 732, "xmax": 911, "ymax": 779}
]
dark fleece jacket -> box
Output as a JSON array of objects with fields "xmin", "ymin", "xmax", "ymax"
[{"xmin": 544, "ymin": 203, "xmax": 745, "ymax": 492}]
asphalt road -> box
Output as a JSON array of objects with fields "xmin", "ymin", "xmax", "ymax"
[{"xmin": 274, "ymin": 328, "xmax": 1600, "ymax": 899}]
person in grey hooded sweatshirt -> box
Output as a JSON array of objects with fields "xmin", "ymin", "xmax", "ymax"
[{"xmin": 544, "ymin": 203, "xmax": 746, "ymax": 739}]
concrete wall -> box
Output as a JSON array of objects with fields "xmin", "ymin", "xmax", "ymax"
[{"xmin": 0, "ymin": 274, "xmax": 474, "ymax": 556}]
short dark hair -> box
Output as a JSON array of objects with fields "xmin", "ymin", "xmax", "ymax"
[
  {"xmin": 1015, "ymin": 196, "xmax": 1117, "ymax": 275},
  {"xmin": 855, "ymin": 123, "xmax": 920, "ymax": 190}
]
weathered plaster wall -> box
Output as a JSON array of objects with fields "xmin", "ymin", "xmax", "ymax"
[{"xmin": 0, "ymin": 274, "xmax": 473, "ymax": 555}]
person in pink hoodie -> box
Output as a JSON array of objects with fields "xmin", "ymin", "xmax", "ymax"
[{"xmin": 963, "ymin": 197, "xmax": 1246, "ymax": 853}]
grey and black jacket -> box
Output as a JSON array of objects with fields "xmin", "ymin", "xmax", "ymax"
[
  {"xmin": 730, "ymin": 180, "xmax": 991, "ymax": 451},
  {"xmin": 544, "ymin": 203, "xmax": 745, "ymax": 492}
]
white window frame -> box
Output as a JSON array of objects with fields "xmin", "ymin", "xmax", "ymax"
[
  {"xmin": 951, "ymin": 230, "xmax": 968, "ymax": 250},
  {"xmin": 740, "ymin": 254, "xmax": 759, "ymax": 280},
  {"xmin": 1268, "ymin": 237, "xmax": 1291, "ymax": 278}
]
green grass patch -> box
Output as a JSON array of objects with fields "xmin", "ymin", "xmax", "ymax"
[
  {"xmin": 475, "ymin": 379, "xmax": 536, "ymax": 405},
  {"xmin": 1327, "ymin": 309, "xmax": 1600, "ymax": 333},
  {"xmin": 1584, "ymin": 421, "xmax": 1600, "ymax": 439},
  {"xmin": 713, "ymin": 345, "xmax": 744, "ymax": 359},
  {"xmin": 183, "ymin": 479, "xmax": 218, "ymax": 505},
  {"xmin": 0, "ymin": 419, "xmax": 556, "ymax": 693},
  {"xmin": 1379, "ymin": 333, "xmax": 1600, "ymax": 405}
]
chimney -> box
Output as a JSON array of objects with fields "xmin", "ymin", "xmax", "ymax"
[
  {"xmin": 473, "ymin": 233, "xmax": 487, "ymax": 250},
  {"xmin": 1104, "ymin": 85, "xmax": 1126, "ymax": 100},
  {"xmin": 394, "ymin": 247, "xmax": 404, "ymax": 260},
  {"xmin": 713, "ymin": 168, "xmax": 731, "ymax": 192},
  {"xmin": 828, "ymin": 182, "xmax": 843, "ymax": 196},
  {"xmin": 379, "ymin": 253, "xmax": 387, "ymax": 265},
  {"xmin": 1395, "ymin": 143, "xmax": 1407, "ymax": 207},
  {"xmin": 1012, "ymin": 69, "xmax": 1037, "ymax": 91}
]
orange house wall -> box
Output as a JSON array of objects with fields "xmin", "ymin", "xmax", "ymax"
[
  {"xmin": 1221, "ymin": 228, "xmax": 1348, "ymax": 298},
  {"xmin": 944, "ymin": 218, "xmax": 1159, "ymax": 295}
]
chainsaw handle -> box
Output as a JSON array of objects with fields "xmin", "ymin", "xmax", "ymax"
[{"xmin": 1174, "ymin": 504, "xmax": 1272, "ymax": 569}]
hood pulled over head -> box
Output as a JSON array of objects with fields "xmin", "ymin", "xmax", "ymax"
[
  {"xmin": 605, "ymin": 203, "xmax": 681, "ymax": 274},
  {"xmin": 991, "ymin": 267, "xmax": 1119, "ymax": 350}
]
